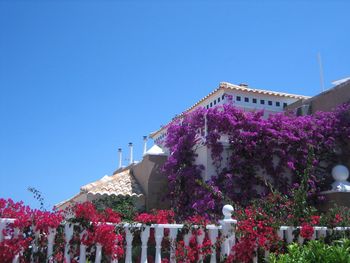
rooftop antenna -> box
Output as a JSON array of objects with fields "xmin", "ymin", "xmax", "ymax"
[{"xmin": 317, "ymin": 52, "xmax": 325, "ymax": 92}]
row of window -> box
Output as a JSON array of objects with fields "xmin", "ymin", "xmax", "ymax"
[
  {"xmin": 206, "ymin": 94, "xmax": 288, "ymax": 109},
  {"xmin": 206, "ymin": 95, "xmax": 225, "ymax": 109}
]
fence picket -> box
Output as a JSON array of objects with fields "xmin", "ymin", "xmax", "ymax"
[
  {"xmin": 140, "ymin": 226, "xmax": 150, "ymax": 263},
  {"xmin": 196, "ymin": 227, "xmax": 205, "ymax": 261},
  {"xmin": 208, "ymin": 227, "xmax": 218, "ymax": 263},
  {"xmin": 169, "ymin": 228, "xmax": 178, "ymax": 263},
  {"xmin": 64, "ymin": 224, "xmax": 74, "ymax": 263},
  {"xmin": 95, "ymin": 243, "xmax": 102, "ymax": 263},
  {"xmin": 154, "ymin": 226, "xmax": 164, "ymax": 263},
  {"xmin": 125, "ymin": 227, "xmax": 134, "ymax": 263},
  {"xmin": 47, "ymin": 227, "xmax": 56, "ymax": 262},
  {"xmin": 183, "ymin": 231, "xmax": 192, "ymax": 246}
]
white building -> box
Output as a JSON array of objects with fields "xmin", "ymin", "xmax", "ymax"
[{"xmin": 150, "ymin": 82, "xmax": 309, "ymax": 180}]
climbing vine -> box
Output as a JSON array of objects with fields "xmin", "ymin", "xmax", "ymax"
[{"xmin": 163, "ymin": 102, "xmax": 350, "ymax": 218}]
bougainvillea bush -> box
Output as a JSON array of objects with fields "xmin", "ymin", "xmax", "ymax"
[
  {"xmin": 163, "ymin": 101, "xmax": 350, "ymax": 218},
  {"xmin": 0, "ymin": 198, "xmax": 218, "ymax": 263},
  {"xmin": 3, "ymin": 197, "xmax": 350, "ymax": 263}
]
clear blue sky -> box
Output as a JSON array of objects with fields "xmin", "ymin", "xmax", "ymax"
[{"xmin": 0, "ymin": 0, "xmax": 349, "ymax": 209}]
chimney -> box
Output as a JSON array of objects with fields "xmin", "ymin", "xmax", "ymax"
[
  {"xmin": 239, "ymin": 83, "xmax": 248, "ymax": 87},
  {"xmin": 143, "ymin": 136, "xmax": 148, "ymax": 155},
  {"xmin": 128, "ymin": 142, "xmax": 133, "ymax": 164},
  {"xmin": 118, "ymin": 148, "xmax": 122, "ymax": 169}
]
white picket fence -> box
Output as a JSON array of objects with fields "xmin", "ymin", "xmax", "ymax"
[{"xmin": 1, "ymin": 205, "xmax": 350, "ymax": 263}]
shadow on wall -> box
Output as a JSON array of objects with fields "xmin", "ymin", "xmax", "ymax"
[{"xmin": 132, "ymin": 154, "xmax": 170, "ymax": 210}]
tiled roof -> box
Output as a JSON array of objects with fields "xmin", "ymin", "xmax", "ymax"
[
  {"xmin": 55, "ymin": 169, "xmax": 144, "ymax": 210},
  {"xmin": 81, "ymin": 169, "xmax": 144, "ymax": 197},
  {"xmin": 220, "ymin": 82, "xmax": 309, "ymax": 99},
  {"xmin": 150, "ymin": 82, "xmax": 310, "ymax": 138}
]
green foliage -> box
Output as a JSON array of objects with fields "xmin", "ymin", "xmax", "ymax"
[
  {"xmin": 289, "ymin": 149, "xmax": 318, "ymax": 226},
  {"xmin": 269, "ymin": 239, "xmax": 350, "ymax": 263},
  {"xmin": 92, "ymin": 195, "xmax": 138, "ymax": 221}
]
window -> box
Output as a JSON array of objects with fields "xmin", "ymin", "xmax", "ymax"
[
  {"xmin": 210, "ymin": 102, "xmax": 212, "ymax": 107},
  {"xmin": 283, "ymin": 102, "xmax": 288, "ymax": 108},
  {"xmin": 268, "ymin": 100, "xmax": 272, "ymax": 106},
  {"xmin": 244, "ymin": 97, "xmax": 249, "ymax": 102},
  {"xmin": 260, "ymin": 99, "xmax": 265, "ymax": 105},
  {"xmin": 276, "ymin": 101, "xmax": 280, "ymax": 107},
  {"xmin": 218, "ymin": 97, "xmax": 221, "ymax": 102},
  {"xmin": 253, "ymin": 98, "xmax": 257, "ymax": 103},
  {"xmin": 236, "ymin": 96, "xmax": 241, "ymax": 101},
  {"xmin": 215, "ymin": 100, "xmax": 217, "ymax": 105},
  {"xmin": 206, "ymin": 105, "xmax": 209, "ymax": 109},
  {"xmin": 222, "ymin": 95, "xmax": 225, "ymax": 100}
]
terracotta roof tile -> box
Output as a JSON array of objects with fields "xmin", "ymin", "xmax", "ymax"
[{"xmin": 81, "ymin": 169, "xmax": 144, "ymax": 197}]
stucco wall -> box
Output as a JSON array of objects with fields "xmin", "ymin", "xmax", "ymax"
[
  {"xmin": 132, "ymin": 154, "xmax": 170, "ymax": 210},
  {"xmin": 309, "ymin": 81, "xmax": 350, "ymax": 113},
  {"xmin": 287, "ymin": 81, "xmax": 350, "ymax": 114}
]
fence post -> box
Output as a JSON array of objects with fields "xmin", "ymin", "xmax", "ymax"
[
  {"xmin": 183, "ymin": 231, "xmax": 192, "ymax": 246},
  {"xmin": 154, "ymin": 226, "xmax": 164, "ymax": 263},
  {"xmin": 95, "ymin": 243, "xmax": 102, "ymax": 263},
  {"xmin": 11, "ymin": 228, "xmax": 21, "ymax": 263},
  {"xmin": 140, "ymin": 226, "xmax": 150, "ymax": 263},
  {"xmin": 31, "ymin": 228, "xmax": 40, "ymax": 263},
  {"xmin": 286, "ymin": 226, "xmax": 294, "ymax": 244},
  {"xmin": 78, "ymin": 230, "xmax": 87, "ymax": 263},
  {"xmin": 219, "ymin": 204, "xmax": 237, "ymax": 258},
  {"xmin": 47, "ymin": 227, "xmax": 57, "ymax": 261},
  {"xmin": 124, "ymin": 227, "xmax": 134, "ymax": 263},
  {"xmin": 208, "ymin": 226, "xmax": 218, "ymax": 263},
  {"xmin": 64, "ymin": 223, "xmax": 74, "ymax": 263},
  {"xmin": 197, "ymin": 227, "xmax": 205, "ymax": 262},
  {"xmin": 169, "ymin": 228, "xmax": 178, "ymax": 263}
]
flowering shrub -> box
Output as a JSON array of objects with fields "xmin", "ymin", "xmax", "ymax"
[
  {"xmin": 163, "ymin": 102, "xmax": 350, "ymax": 218},
  {"xmin": 229, "ymin": 206, "xmax": 280, "ymax": 263},
  {"xmin": 0, "ymin": 199, "xmax": 125, "ymax": 262},
  {"xmin": 173, "ymin": 214, "xmax": 214, "ymax": 262},
  {"xmin": 175, "ymin": 236, "xmax": 212, "ymax": 263},
  {"xmin": 3, "ymin": 197, "xmax": 350, "ymax": 262},
  {"xmin": 71, "ymin": 202, "xmax": 124, "ymax": 261},
  {"xmin": 0, "ymin": 238, "xmax": 32, "ymax": 263}
]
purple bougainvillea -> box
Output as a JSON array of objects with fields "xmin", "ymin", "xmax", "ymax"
[{"xmin": 163, "ymin": 102, "xmax": 350, "ymax": 219}]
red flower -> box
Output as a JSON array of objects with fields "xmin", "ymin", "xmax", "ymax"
[
  {"xmin": 334, "ymin": 214, "xmax": 343, "ymax": 225},
  {"xmin": 300, "ymin": 223, "xmax": 314, "ymax": 239}
]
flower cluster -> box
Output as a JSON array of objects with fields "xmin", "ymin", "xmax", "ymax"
[
  {"xmin": 32, "ymin": 210, "xmax": 63, "ymax": 233},
  {"xmin": 0, "ymin": 198, "xmax": 63, "ymax": 262},
  {"xmin": 176, "ymin": 235, "xmax": 212, "ymax": 263},
  {"xmin": 231, "ymin": 206, "xmax": 280, "ymax": 263},
  {"xmin": 0, "ymin": 199, "xmax": 124, "ymax": 262},
  {"xmin": 300, "ymin": 223, "xmax": 314, "ymax": 240},
  {"xmin": 134, "ymin": 209, "xmax": 175, "ymax": 224},
  {"xmin": 72, "ymin": 202, "xmax": 124, "ymax": 260}
]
